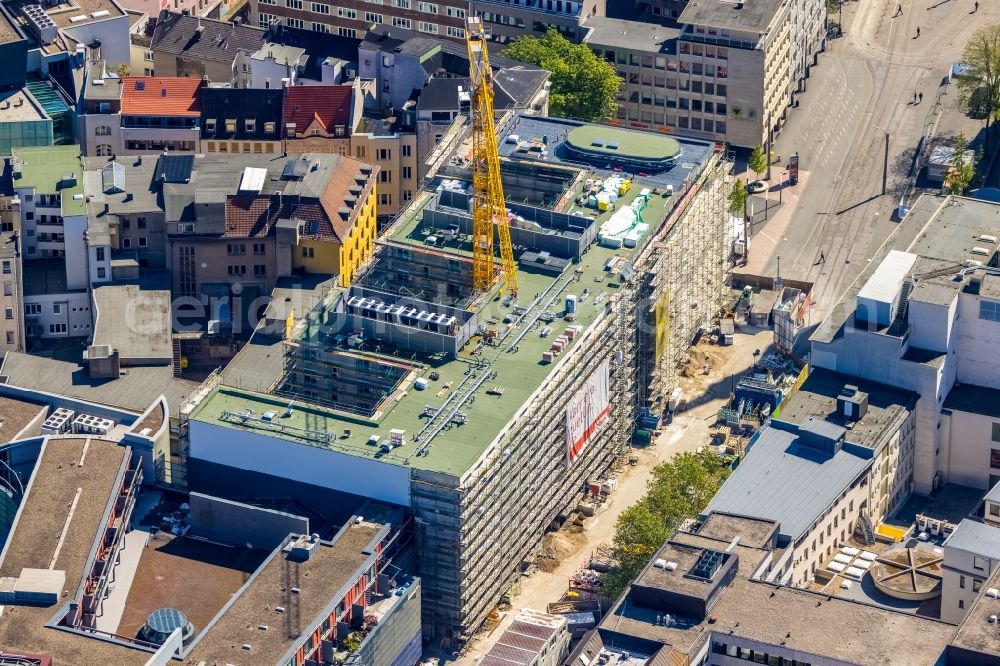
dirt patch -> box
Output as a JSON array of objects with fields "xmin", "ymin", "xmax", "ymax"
[
  {"xmin": 535, "ymin": 526, "xmax": 587, "ymax": 572},
  {"xmin": 116, "ymin": 533, "xmax": 269, "ymax": 639}
]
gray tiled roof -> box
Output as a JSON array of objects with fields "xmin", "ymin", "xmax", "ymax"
[
  {"xmin": 151, "ymin": 10, "xmax": 266, "ymax": 64},
  {"xmin": 945, "ymin": 519, "xmax": 1000, "ymax": 557}
]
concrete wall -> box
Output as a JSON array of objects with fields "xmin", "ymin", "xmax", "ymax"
[
  {"xmin": 188, "ymin": 491, "xmax": 310, "ymax": 549},
  {"xmin": 941, "ymin": 407, "xmax": 1000, "ymax": 490},
  {"xmin": 24, "ymin": 291, "xmax": 91, "ymax": 338},
  {"xmin": 188, "ymin": 419, "xmax": 413, "ymax": 506},
  {"xmin": 909, "ymin": 296, "xmax": 956, "ymax": 354},
  {"xmin": 63, "ymin": 214, "xmax": 89, "ymax": 290},
  {"xmin": 64, "ymin": 16, "xmax": 132, "ymax": 69},
  {"xmin": 941, "ymin": 547, "xmax": 999, "ymax": 624},
  {"xmin": 956, "ymin": 292, "xmax": 1000, "ymax": 390}
]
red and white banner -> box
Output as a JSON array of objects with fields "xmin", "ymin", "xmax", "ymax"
[{"xmin": 566, "ymin": 360, "xmax": 611, "ymax": 463}]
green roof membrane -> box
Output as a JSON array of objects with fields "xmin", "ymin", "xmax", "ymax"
[
  {"xmin": 194, "ymin": 181, "xmax": 679, "ymax": 476},
  {"xmin": 11, "ymin": 145, "xmax": 86, "ymax": 216},
  {"xmin": 565, "ymin": 125, "xmax": 682, "ymax": 161}
]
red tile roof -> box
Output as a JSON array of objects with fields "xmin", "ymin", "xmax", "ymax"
[
  {"xmin": 224, "ymin": 196, "xmax": 277, "ymax": 238},
  {"xmin": 121, "ymin": 77, "xmax": 203, "ymax": 117},
  {"xmin": 283, "ymin": 85, "xmax": 353, "ymax": 134}
]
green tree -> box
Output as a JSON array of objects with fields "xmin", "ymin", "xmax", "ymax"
[
  {"xmin": 503, "ymin": 30, "xmax": 622, "ymax": 122},
  {"xmin": 115, "ymin": 63, "xmax": 130, "ymax": 78},
  {"xmin": 600, "ymin": 450, "xmax": 731, "ymax": 600},
  {"xmin": 944, "ymin": 134, "xmax": 976, "ymax": 195},
  {"xmin": 728, "ymin": 179, "xmax": 748, "ymax": 218},
  {"xmin": 957, "ymin": 23, "xmax": 1000, "ymax": 155},
  {"xmin": 748, "ymin": 144, "xmax": 768, "ymax": 181}
]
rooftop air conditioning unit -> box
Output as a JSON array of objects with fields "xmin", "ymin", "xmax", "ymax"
[
  {"xmin": 971, "ymin": 246, "xmax": 991, "ymax": 256},
  {"xmin": 980, "ymin": 234, "xmax": 998, "ymax": 244}
]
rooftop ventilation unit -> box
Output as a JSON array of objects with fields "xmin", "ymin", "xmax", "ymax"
[
  {"xmin": 41, "ymin": 408, "xmax": 75, "ymax": 435},
  {"xmin": 979, "ymin": 234, "xmax": 998, "ymax": 244},
  {"xmin": 971, "ymin": 246, "xmax": 992, "ymax": 256},
  {"xmin": 23, "ymin": 5, "xmax": 57, "ymax": 45},
  {"xmin": 71, "ymin": 413, "xmax": 114, "ymax": 436}
]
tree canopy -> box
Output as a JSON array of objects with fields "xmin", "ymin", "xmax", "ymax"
[
  {"xmin": 504, "ymin": 30, "xmax": 622, "ymax": 122},
  {"xmin": 601, "ymin": 450, "xmax": 731, "ymax": 600},
  {"xmin": 728, "ymin": 179, "xmax": 748, "ymax": 218},
  {"xmin": 748, "ymin": 144, "xmax": 768, "ymax": 178},
  {"xmin": 957, "ymin": 24, "xmax": 1000, "ymax": 152},
  {"xmin": 944, "ymin": 134, "xmax": 977, "ymax": 195}
]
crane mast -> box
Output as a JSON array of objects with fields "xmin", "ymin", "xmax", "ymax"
[{"xmin": 466, "ymin": 17, "xmax": 518, "ymax": 298}]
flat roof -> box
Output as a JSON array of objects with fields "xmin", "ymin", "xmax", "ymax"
[
  {"xmin": 1, "ymin": 352, "xmax": 196, "ymax": 414},
  {"xmin": 11, "ymin": 145, "xmax": 85, "ymax": 217},
  {"xmin": 566, "ymin": 124, "xmax": 682, "ymax": 161},
  {"xmin": 602, "ymin": 573, "xmax": 955, "ymax": 664},
  {"xmin": 196, "ymin": 167, "xmax": 704, "ymax": 476},
  {"xmin": 584, "ymin": 15, "xmax": 678, "ymax": 52},
  {"xmin": 186, "ymin": 521, "xmax": 382, "ymax": 665},
  {"xmin": 945, "ymin": 382, "xmax": 1000, "ymax": 420},
  {"xmin": 944, "ymin": 519, "xmax": 1000, "ymax": 557},
  {"xmin": 702, "ymin": 421, "xmax": 871, "ymax": 541},
  {"xmin": 0, "ymin": 88, "xmax": 48, "ymax": 122},
  {"xmin": 634, "ymin": 540, "xmax": 728, "ymax": 600},
  {"xmin": 776, "ymin": 368, "xmax": 917, "ymax": 451},
  {"xmin": 677, "ymin": 0, "xmax": 785, "ymax": 34},
  {"xmin": 0, "ymin": 394, "xmax": 46, "ymax": 442},
  {"xmin": 22, "ymin": 259, "xmax": 74, "ymax": 297},
  {"xmin": 8, "ymin": 0, "xmax": 124, "ymax": 30},
  {"xmin": 812, "ymin": 195, "xmax": 1000, "ymax": 345},
  {"xmin": 0, "ymin": 437, "xmax": 127, "ymax": 584},
  {"xmin": 92, "ymin": 285, "xmax": 171, "ymax": 361},
  {"xmin": 695, "ymin": 512, "xmax": 777, "ymax": 550},
  {"xmin": 952, "ymin": 566, "xmax": 1000, "ymax": 657},
  {"xmin": 0, "ymin": 6, "xmax": 24, "ymax": 45}
]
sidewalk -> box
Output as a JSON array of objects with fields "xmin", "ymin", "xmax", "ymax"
[{"xmin": 743, "ymin": 170, "xmax": 812, "ymax": 275}]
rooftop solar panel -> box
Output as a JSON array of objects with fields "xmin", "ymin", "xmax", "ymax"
[{"xmin": 155, "ymin": 154, "xmax": 195, "ymax": 183}]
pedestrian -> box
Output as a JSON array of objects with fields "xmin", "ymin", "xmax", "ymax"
[
  {"xmin": 820, "ymin": 251, "xmax": 826, "ymax": 264},
  {"xmin": 916, "ymin": 26, "xmax": 921, "ymax": 37},
  {"xmin": 913, "ymin": 91, "xmax": 918, "ymax": 104},
  {"xmin": 975, "ymin": 0, "xmax": 979, "ymax": 10},
  {"xmin": 919, "ymin": 92, "xmax": 923, "ymax": 103},
  {"xmin": 896, "ymin": 3, "xmax": 902, "ymax": 15}
]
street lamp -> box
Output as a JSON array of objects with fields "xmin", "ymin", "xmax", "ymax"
[
  {"xmin": 873, "ymin": 124, "xmax": 889, "ymax": 196},
  {"xmin": 779, "ymin": 170, "xmax": 788, "ymax": 203}
]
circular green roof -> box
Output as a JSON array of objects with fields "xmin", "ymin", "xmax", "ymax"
[{"xmin": 565, "ymin": 125, "xmax": 682, "ymax": 161}]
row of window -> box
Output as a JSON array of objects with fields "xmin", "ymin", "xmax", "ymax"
[
  {"xmin": 25, "ymin": 302, "xmax": 90, "ymax": 316},
  {"xmin": 206, "ymin": 118, "xmax": 276, "ymax": 135},
  {"xmin": 711, "ymin": 641, "xmax": 814, "ymax": 665},
  {"xmin": 627, "ymin": 74, "xmax": 729, "ymax": 97},
  {"xmin": 205, "ymin": 141, "xmax": 279, "ymax": 154},
  {"xmin": 614, "ymin": 111, "xmax": 728, "ymax": 136},
  {"xmin": 228, "ymin": 264, "xmax": 268, "ymax": 276}
]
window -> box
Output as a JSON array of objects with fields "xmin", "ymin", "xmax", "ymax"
[
  {"xmin": 96, "ymin": 144, "xmax": 113, "ymax": 157},
  {"xmin": 227, "ymin": 243, "xmax": 246, "ymax": 256},
  {"xmin": 338, "ymin": 26, "xmax": 357, "ymax": 36},
  {"xmin": 95, "ymin": 125, "xmax": 111, "ymax": 135},
  {"xmin": 264, "ymin": 121, "xmax": 276, "ymax": 134},
  {"xmin": 961, "ymin": 575, "xmax": 966, "ymax": 589},
  {"xmin": 24, "ymin": 303, "xmax": 40, "ymax": 315},
  {"xmin": 287, "ymin": 17, "xmax": 304, "ymax": 27},
  {"xmin": 96, "ymin": 247, "xmax": 105, "ymax": 261},
  {"xmin": 312, "ymin": 22, "xmax": 331, "ymax": 31},
  {"xmin": 379, "ymin": 170, "xmax": 391, "ymax": 183},
  {"xmin": 403, "ymin": 189, "xmax": 413, "ymax": 202},
  {"xmin": 121, "ymin": 218, "xmax": 130, "ymax": 230},
  {"xmin": 122, "ymin": 238, "xmax": 131, "ymax": 249},
  {"xmin": 138, "ymin": 237, "xmax": 148, "ymax": 248},
  {"xmin": 377, "ymin": 148, "xmax": 391, "ymax": 160},
  {"xmin": 312, "ymin": 1, "xmax": 331, "ymax": 11},
  {"xmin": 259, "ymin": 12, "xmax": 277, "ymax": 26},
  {"xmin": 992, "ymin": 503, "xmax": 1000, "ymax": 517},
  {"xmin": 97, "ymin": 267, "xmax": 106, "ymax": 279},
  {"xmin": 446, "ymin": 5, "xmax": 465, "ymax": 16},
  {"xmin": 286, "ymin": 0, "xmax": 302, "ymax": 7},
  {"xmin": 402, "ymin": 144, "xmax": 412, "ymax": 157},
  {"xmin": 418, "ymin": 1, "xmax": 437, "ymax": 11},
  {"xmin": 392, "ymin": 16, "xmax": 410, "ymax": 28},
  {"xmin": 981, "ymin": 300, "xmax": 1000, "ymax": 322},
  {"xmin": 245, "ymin": 119, "xmax": 256, "ymax": 133},
  {"xmin": 254, "ymin": 264, "xmax": 267, "ymax": 277},
  {"xmin": 138, "ymin": 216, "xmax": 147, "ymax": 229},
  {"xmin": 365, "ymin": 11, "xmax": 383, "ymax": 21},
  {"xmin": 993, "ymin": 423, "xmax": 1000, "ymax": 442},
  {"xmin": 228, "ymin": 265, "xmax": 247, "ymax": 276},
  {"xmin": 418, "ymin": 21, "xmax": 437, "ymax": 33},
  {"xmin": 302, "ymin": 247, "xmax": 315, "ymax": 258},
  {"xmin": 253, "ymin": 242, "xmax": 266, "ymax": 255},
  {"xmin": 975, "ymin": 555, "xmax": 989, "ymax": 571},
  {"xmin": 49, "ymin": 323, "xmax": 67, "ymax": 334},
  {"xmin": 975, "ymin": 579, "xmax": 984, "ymax": 592},
  {"xmin": 225, "ymin": 119, "xmax": 237, "ymax": 133},
  {"xmin": 402, "ymin": 166, "xmax": 412, "ymax": 180},
  {"xmin": 4, "ymin": 308, "xmax": 11, "ymax": 320},
  {"xmin": 356, "ymin": 145, "xmax": 366, "ymax": 159},
  {"xmin": 392, "ymin": 0, "xmax": 410, "ymax": 7},
  {"xmin": 379, "ymin": 193, "xmax": 391, "ymax": 206},
  {"xmin": 959, "ymin": 599, "xmax": 965, "ymax": 609},
  {"xmin": 52, "ymin": 303, "xmax": 61, "ymax": 314},
  {"xmin": 5, "ymin": 332, "xmax": 12, "ymax": 345},
  {"xmin": 336, "ymin": 5, "xmax": 354, "ymax": 16},
  {"xmin": 991, "ymin": 448, "xmax": 1000, "ymax": 469},
  {"xmin": 446, "ymin": 26, "xmax": 465, "ymax": 38},
  {"xmin": 2, "ymin": 283, "xmax": 9, "ymax": 296}
]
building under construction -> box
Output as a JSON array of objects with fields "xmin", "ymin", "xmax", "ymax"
[{"xmin": 183, "ymin": 114, "xmax": 733, "ymax": 646}]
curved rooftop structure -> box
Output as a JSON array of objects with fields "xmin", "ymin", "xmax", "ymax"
[
  {"xmin": 563, "ymin": 125, "xmax": 682, "ymax": 171},
  {"xmin": 870, "ymin": 546, "xmax": 943, "ymax": 600}
]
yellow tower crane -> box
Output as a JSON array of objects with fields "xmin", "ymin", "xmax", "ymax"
[{"xmin": 466, "ymin": 17, "xmax": 518, "ymax": 299}]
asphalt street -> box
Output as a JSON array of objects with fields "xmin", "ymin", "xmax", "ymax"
[{"xmin": 764, "ymin": 0, "xmax": 994, "ymax": 321}]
